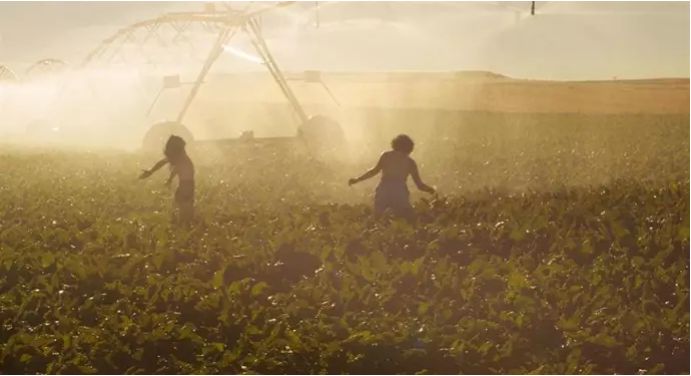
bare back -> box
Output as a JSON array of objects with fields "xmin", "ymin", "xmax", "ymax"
[
  {"xmin": 379, "ymin": 150, "xmax": 413, "ymax": 184},
  {"xmin": 350, "ymin": 148, "xmax": 431, "ymax": 193}
]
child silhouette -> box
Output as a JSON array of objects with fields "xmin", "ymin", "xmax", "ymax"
[
  {"xmin": 140, "ymin": 135, "xmax": 195, "ymax": 224},
  {"xmin": 349, "ymin": 134, "xmax": 435, "ymax": 219}
]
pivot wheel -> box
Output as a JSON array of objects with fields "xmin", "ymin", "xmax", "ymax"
[{"xmin": 142, "ymin": 121, "xmax": 194, "ymax": 150}]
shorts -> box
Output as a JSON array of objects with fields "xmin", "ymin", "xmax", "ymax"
[
  {"xmin": 374, "ymin": 181, "xmax": 413, "ymax": 218},
  {"xmin": 174, "ymin": 180, "xmax": 195, "ymax": 223},
  {"xmin": 175, "ymin": 180, "xmax": 195, "ymax": 204}
]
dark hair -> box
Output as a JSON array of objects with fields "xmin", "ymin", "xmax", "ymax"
[
  {"xmin": 391, "ymin": 134, "xmax": 414, "ymax": 154},
  {"xmin": 164, "ymin": 135, "xmax": 186, "ymax": 161}
]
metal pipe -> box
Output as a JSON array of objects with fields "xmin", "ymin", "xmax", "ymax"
[
  {"xmin": 176, "ymin": 27, "xmax": 235, "ymax": 123},
  {"xmin": 246, "ymin": 17, "xmax": 309, "ymax": 124}
]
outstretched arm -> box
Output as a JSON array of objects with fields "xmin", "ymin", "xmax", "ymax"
[
  {"xmin": 139, "ymin": 158, "xmax": 168, "ymax": 179},
  {"xmin": 410, "ymin": 160, "xmax": 435, "ymax": 194},
  {"xmin": 349, "ymin": 154, "xmax": 384, "ymax": 185}
]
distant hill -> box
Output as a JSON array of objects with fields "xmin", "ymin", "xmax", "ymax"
[{"xmin": 196, "ymin": 71, "xmax": 690, "ymax": 114}]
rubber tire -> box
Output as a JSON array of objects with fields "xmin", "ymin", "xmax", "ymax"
[
  {"xmin": 142, "ymin": 121, "xmax": 194, "ymax": 151},
  {"xmin": 298, "ymin": 115, "xmax": 345, "ymax": 155}
]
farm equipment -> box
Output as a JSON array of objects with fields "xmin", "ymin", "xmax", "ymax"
[{"xmin": 81, "ymin": 2, "xmax": 345, "ymax": 153}]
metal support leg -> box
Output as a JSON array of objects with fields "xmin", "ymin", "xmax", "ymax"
[
  {"xmin": 176, "ymin": 27, "xmax": 236, "ymax": 123},
  {"xmin": 246, "ymin": 17, "xmax": 309, "ymax": 125}
]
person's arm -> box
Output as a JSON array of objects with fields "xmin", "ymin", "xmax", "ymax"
[
  {"xmin": 139, "ymin": 158, "xmax": 168, "ymax": 179},
  {"xmin": 165, "ymin": 168, "xmax": 177, "ymax": 187},
  {"xmin": 349, "ymin": 154, "xmax": 384, "ymax": 185},
  {"xmin": 410, "ymin": 159, "xmax": 435, "ymax": 194}
]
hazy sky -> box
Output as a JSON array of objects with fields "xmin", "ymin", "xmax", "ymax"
[{"xmin": 0, "ymin": 1, "xmax": 688, "ymax": 80}]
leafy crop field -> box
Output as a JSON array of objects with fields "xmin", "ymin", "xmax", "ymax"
[{"xmin": 0, "ymin": 113, "xmax": 689, "ymax": 374}]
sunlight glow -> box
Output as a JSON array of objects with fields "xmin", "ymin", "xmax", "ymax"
[{"xmin": 223, "ymin": 45, "xmax": 264, "ymax": 65}]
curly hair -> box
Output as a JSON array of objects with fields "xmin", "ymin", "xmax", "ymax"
[
  {"xmin": 391, "ymin": 134, "xmax": 414, "ymax": 154},
  {"xmin": 164, "ymin": 135, "xmax": 187, "ymax": 161}
]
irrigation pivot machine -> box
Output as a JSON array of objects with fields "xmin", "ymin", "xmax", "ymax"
[
  {"xmin": 3, "ymin": 2, "xmax": 539, "ymax": 149},
  {"xmin": 81, "ymin": 2, "xmax": 344, "ymax": 153}
]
